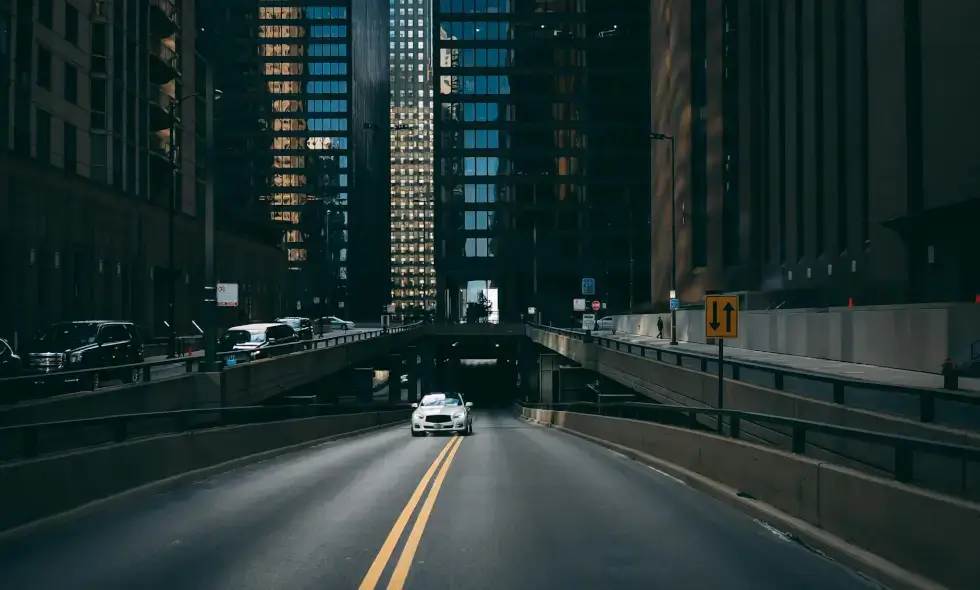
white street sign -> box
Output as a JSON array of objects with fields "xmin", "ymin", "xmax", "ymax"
[
  {"xmin": 573, "ymin": 298, "xmax": 586, "ymax": 311},
  {"xmin": 217, "ymin": 283, "xmax": 238, "ymax": 307}
]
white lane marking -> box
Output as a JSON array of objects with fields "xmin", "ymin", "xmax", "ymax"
[
  {"xmin": 646, "ymin": 465, "xmax": 686, "ymax": 485},
  {"xmin": 753, "ymin": 518, "xmax": 792, "ymax": 541},
  {"xmin": 609, "ymin": 450, "xmax": 629, "ymax": 460}
]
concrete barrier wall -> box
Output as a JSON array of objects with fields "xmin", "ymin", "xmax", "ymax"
[
  {"xmin": 520, "ymin": 406, "xmax": 980, "ymax": 590},
  {"xmin": 0, "ymin": 409, "xmax": 410, "ymax": 532},
  {"xmin": 0, "ymin": 373, "xmax": 222, "ymax": 426},
  {"xmin": 611, "ymin": 303, "xmax": 980, "ymax": 373},
  {"xmin": 0, "ymin": 332, "xmax": 424, "ymax": 425},
  {"xmin": 529, "ymin": 328, "xmax": 980, "ymax": 500}
]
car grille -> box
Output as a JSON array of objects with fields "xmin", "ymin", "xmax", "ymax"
[
  {"xmin": 28, "ymin": 353, "xmax": 64, "ymax": 370},
  {"xmin": 425, "ymin": 415, "xmax": 452, "ymax": 424}
]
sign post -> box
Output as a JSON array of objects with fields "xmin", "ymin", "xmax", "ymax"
[{"xmin": 704, "ymin": 294, "xmax": 739, "ymax": 434}]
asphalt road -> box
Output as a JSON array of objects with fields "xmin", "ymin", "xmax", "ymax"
[{"xmin": 0, "ymin": 412, "xmax": 877, "ymax": 590}]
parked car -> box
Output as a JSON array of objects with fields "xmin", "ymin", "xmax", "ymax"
[
  {"xmin": 218, "ymin": 323, "xmax": 299, "ymax": 366},
  {"xmin": 596, "ymin": 316, "xmax": 614, "ymax": 331},
  {"xmin": 275, "ymin": 317, "xmax": 314, "ymax": 341},
  {"xmin": 325, "ymin": 316, "xmax": 354, "ymax": 331},
  {"xmin": 0, "ymin": 337, "xmax": 22, "ymax": 377},
  {"xmin": 22, "ymin": 320, "xmax": 144, "ymax": 392}
]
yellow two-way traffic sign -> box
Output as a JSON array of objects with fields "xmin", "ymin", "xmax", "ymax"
[{"xmin": 704, "ymin": 295, "xmax": 739, "ymax": 339}]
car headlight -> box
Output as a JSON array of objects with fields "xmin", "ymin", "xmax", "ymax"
[
  {"xmin": 452, "ymin": 412, "xmax": 464, "ymax": 420},
  {"xmin": 413, "ymin": 413, "xmax": 423, "ymax": 421},
  {"xmin": 70, "ymin": 352, "xmax": 83, "ymax": 364}
]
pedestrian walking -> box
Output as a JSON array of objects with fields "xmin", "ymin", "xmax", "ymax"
[{"xmin": 657, "ymin": 316, "xmax": 664, "ymax": 339}]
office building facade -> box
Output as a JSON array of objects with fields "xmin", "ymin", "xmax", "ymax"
[
  {"xmin": 0, "ymin": 0, "xmax": 287, "ymax": 339},
  {"xmin": 389, "ymin": 0, "xmax": 436, "ymax": 322},
  {"xmin": 202, "ymin": 0, "xmax": 390, "ymax": 320},
  {"xmin": 650, "ymin": 0, "xmax": 980, "ymax": 308},
  {"xmin": 433, "ymin": 0, "xmax": 650, "ymax": 324}
]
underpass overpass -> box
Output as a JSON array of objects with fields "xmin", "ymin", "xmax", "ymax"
[{"xmin": 2, "ymin": 323, "xmax": 979, "ymax": 589}]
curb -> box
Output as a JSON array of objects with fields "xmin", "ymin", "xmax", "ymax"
[
  {"xmin": 0, "ymin": 420, "xmax": 408, "ymax": 544},
  {"xmin": 516, "ymin": 412, "xmax": 941, "ymax": 590}
]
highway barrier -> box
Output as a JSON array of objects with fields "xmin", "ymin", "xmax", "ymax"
[
  {"xmin": 0, "ymin": 405, "xmax": 411, "ymax": 533},
  {"xmin": 0, "ymin": 324, "xmax": 423, "ymax": 425},
  {"xmin": 529, "ymin": 325, "xmax": 980, "ymax": 500},
  {"xmin": 517, "ymin": 402, "xmax": 980, "ymax": 590}
]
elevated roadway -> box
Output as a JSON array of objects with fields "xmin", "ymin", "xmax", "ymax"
[{"xmin": 0, "ymin": 412, "xmax": 875, "ymax": 590}]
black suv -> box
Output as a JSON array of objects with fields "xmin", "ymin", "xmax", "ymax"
[
  {"xmin": 274, "ymin": 317, "xmax": 314, "ymax": 341},
  {"xmin": 23, "ymin": 321, "xmax": 144, "ymax": 391}
]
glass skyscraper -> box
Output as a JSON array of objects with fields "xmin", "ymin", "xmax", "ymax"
[
  {"xmin": 433, "ymin": 0, "xmax": 650, "ymax": 323},
  {"xmin": 257, "ymin": 3, "xmax": 351, "ymax": 315},
  {"xmin": 389, "ymin": 0, "xmax": 436, "ymax": 321}
]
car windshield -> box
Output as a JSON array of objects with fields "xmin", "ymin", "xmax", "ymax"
[
  {"xmin": 31, "ymin": 323, "xmax": 99, "ymax": 348},
  {"xmin": 220, "ymin": 330, "xmax": 266, "ymax": 345},
  {"xmin": 420, "ymin": 395, "xmax": 462, "ymax": 407},
  {"xmin": 276, "ymin": 318, "xmax": 301, "ymax": 329},
  {"xmin": 328, "ymin": 317, "xmax": 343, "ymax": 322}
]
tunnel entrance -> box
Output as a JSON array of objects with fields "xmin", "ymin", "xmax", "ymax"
[{"xmin": 434, "ymin": 358, "xmax": 519, "ymax": 409}]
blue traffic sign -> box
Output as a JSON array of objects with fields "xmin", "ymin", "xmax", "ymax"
[
  {"xmin": 669, "ymin": 298, "xmax": 680, "ymax": 311},
  {"xmin": 582, "ymin": 277, "xmax": 595, "ymax": 295}
]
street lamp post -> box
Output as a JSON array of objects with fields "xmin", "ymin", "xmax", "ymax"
[
  {"xmin": 201, "ymin": 68, "xmax": 219, "ymax": 372},
  {"xmin": 650, "ymin": 132, "xmax": 678, "ymax": 345},
  {"xmin": 166, "ymin": 85, "xmax": 222, "ymax": 365}
]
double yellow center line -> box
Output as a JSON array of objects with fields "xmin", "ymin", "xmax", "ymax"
[{"xmin": 358, "ymin": 436, "xmax": 464, "ymax": 590}]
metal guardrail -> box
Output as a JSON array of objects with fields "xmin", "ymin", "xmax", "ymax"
[
  {"xmin": 0, "ymin": 402, "xmax": 413, "ymax": 462},
  {"xmin": 518, "ymin": 400, "xmax": 980, "ymax": 487},
  {"xmin": 530, "ymin": 324, "xmax": 980, "ymax": 425},
  {"xmin": 0, "ymin": 323, "xmax": 423, "ymax": 404}
]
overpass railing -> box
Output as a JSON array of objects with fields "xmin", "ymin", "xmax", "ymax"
[
  {"xmin": 528, "ymin": 324, "xmax": 980, "ymax": 429},
  {"xmin": 518, "ymin": 400, "xmax": 980, "ymax": 496},
  {"xmin": 0, "ymin": 323, "xmax": 422, "ymax": 406},
  {"xmin": 0, "ymin": 402, "xmax": 414, "ymax": 463}
]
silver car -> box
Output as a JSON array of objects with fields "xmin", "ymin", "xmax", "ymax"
[{"xmin": 410, "ymin": 392, "xmax": 473, "ymax": 437}]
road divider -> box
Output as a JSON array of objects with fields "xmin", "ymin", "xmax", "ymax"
[{"xmin": 358, "ymin": 435, "xmax": 464, "ymax": 590}]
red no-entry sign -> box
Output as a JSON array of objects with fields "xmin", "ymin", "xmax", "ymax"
[{"xmin": 591, "ymin": 300, "xmax": 601, "ymax": 311}]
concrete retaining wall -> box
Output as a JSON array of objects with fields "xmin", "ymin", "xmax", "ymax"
[
  {"xmin": 0, "ymin": 409, "xmax": 410, "ymax": 532},
  {"xmin": 519, "ymin": 406, "xmax": 980, "ymax": 590},
  {"xmin": 611, "ymin": 303, "xmax": 980, "ymax": 373},
  {"xmin": 528, "ymin": 328, "xmax": 980, "ymax": 501},
  {"xmin": 0, "ymin": 331, "xmax": 424, "ymax": 426}
]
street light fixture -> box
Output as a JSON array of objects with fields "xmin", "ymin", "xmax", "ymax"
[
  {"xmin": 166, "ymin": 86, "xmax": 222, "ymax": 360},
  {"xmin": 650, "ymin": 132, "xmax": 678, "ymax": 345}
]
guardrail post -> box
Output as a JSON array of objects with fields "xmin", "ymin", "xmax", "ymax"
[
  {"xmin": 832, "ymin": 382, "xmax": 845, "ymax": 404},
  {"xmin": 113, "ymin": 418, "xmax": 127, "ymax": 443},
  {"xmin": 894, "ymin": 446, "xmax": 914, "ymax": 483},
  {"xmin": 919, "ymin": 394, "xmax": 935, "ymax": 423},
  {"xmin": 791, "ymin": 426, "xmax": 806, "ymax": 454},
  {"xmin": 773, "ymin": 372, "xmax": 785, "ymax": 391},
  {"xmin": 185, "ymin": 358, "xmax": 194, "ymax": 372},
  {"xmin": 730, "ymin": 364, "xmax": 739, "ymax": 380},
  {"xmin": 142, "ymin": 365, "xmax": 152, "ymax": 381},
  {"xmin": 700, "ymin": 358, "xmax": 707, "ymax": 372},
  {"xmin": 22, "ymin": 426, "xmax": 39, "ymax": 458}
]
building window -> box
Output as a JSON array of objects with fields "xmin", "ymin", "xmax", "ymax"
[
  {"xmin": 65, "ymin": 3, "xmax": 79, "ymax": 45},
  {"xmin": 38, "ymin": 0, "xmax": 53, "ymax": 28},
  {"xmin": 64, "ymin": 62, "xmax": 78, "ymax": 103},
  {"xmin": 64, "ymin": 122, "xmax": 77, "ymax": 174},
  {"xmin": 35, "ymin": 109, "xmax": 51, "ymax": 164},
  {"xmin": 36, "ymin": 46, "xmax": 52, "ymax": 89}
]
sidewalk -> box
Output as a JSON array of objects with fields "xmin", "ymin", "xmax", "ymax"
[{"xmin": 594, "ymin": 331, "xmax": 980, "ymax": 394}]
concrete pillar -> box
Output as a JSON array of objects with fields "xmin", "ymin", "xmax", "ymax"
[
  {"xmin": 538, "ymin": 353, "xmax": 559, "ymax": 405},
  {"xmin": 419, "ymin": 343, "xmax": 434, "ymax": 396},
  {"xmin": 518, "ymin": 339, "xmax": 538, "ymax": 402},
  {"xmin": 400, "ymin": 345, "xmax": 420, "ymax": 403}
]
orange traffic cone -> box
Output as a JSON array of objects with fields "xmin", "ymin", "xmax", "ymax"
[
  {"xmin": 847, "ymin": 297, "xmax": 854, "ymax": 308},
  {"xmin": 975, "ymin": 293, "xmax": 979, "ymax": 303}
]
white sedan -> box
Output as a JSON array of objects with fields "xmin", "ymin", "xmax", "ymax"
[
  {"xmin": 411, "ymin": 392, "xmax": 473, "ymax": 437},
  {"xmin": 325, "ymin": 316, "xmax": 355, "ymax": 330}
]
